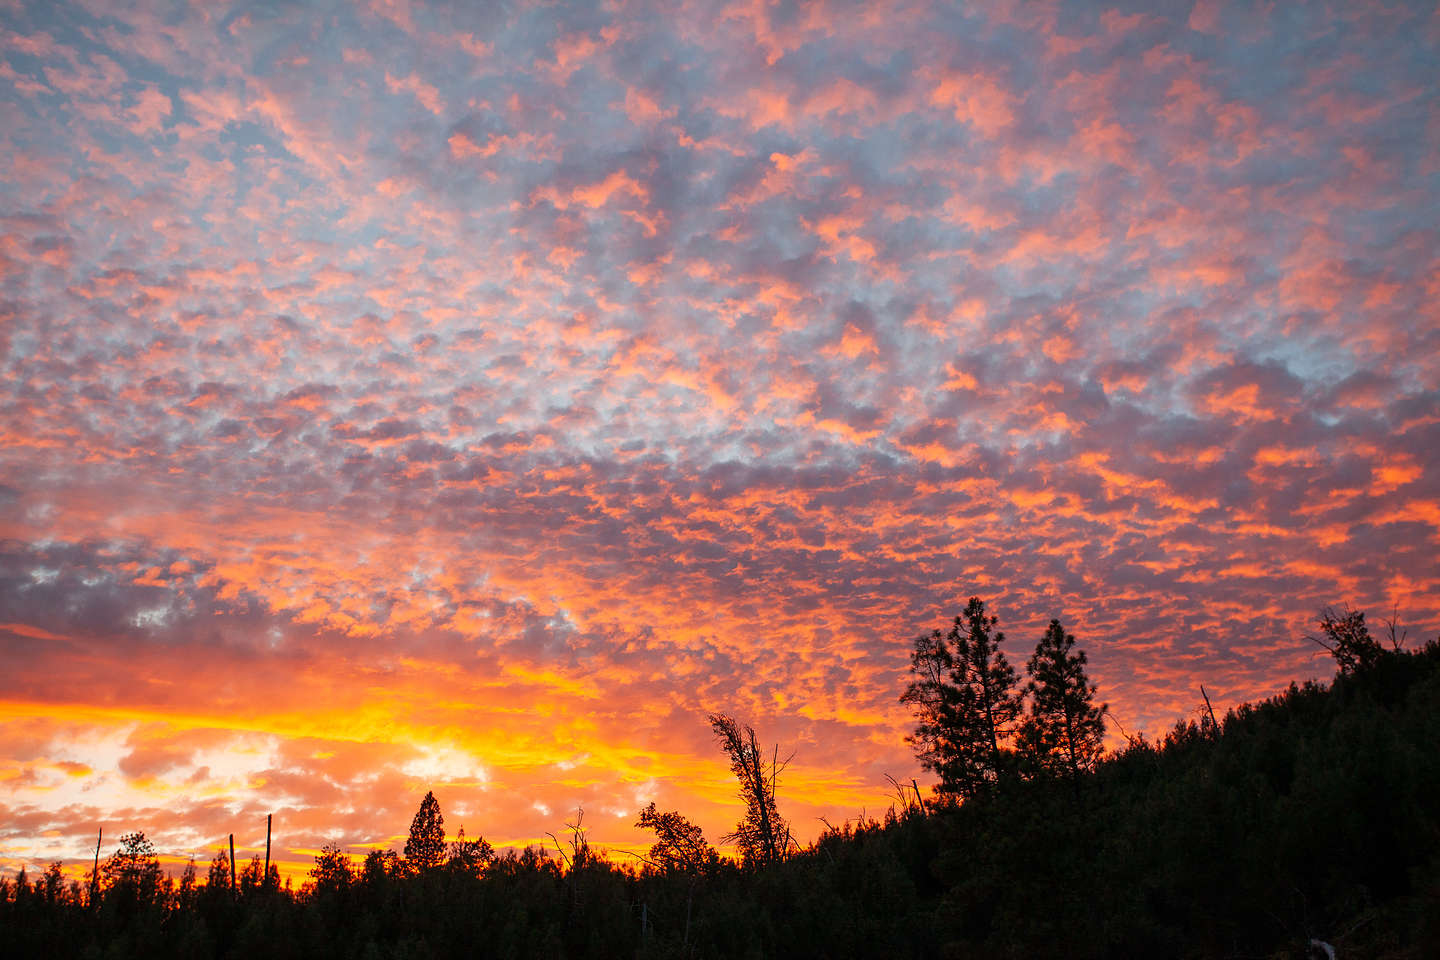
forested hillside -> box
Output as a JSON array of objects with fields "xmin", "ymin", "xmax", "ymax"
[{"xmin": 4, "ymin": 614, "xmax": 1438, "ymax": 959}]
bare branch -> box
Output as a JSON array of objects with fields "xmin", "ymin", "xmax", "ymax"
[
  {"xmin": 1382, "ymin": 602, "xmax": 1408, "ymax": 652},
  {"xmin": 544, "ymin": 832, "xmax": 569, "ymax": 869}
]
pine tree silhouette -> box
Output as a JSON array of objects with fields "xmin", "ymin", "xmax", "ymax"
[
  {"xmin": 403, "ymin": 790, "xmax": 446, "ymax": 873},
  {"xmin": 902, "ymin": 597, "xmax": 1021, "ymax": 798},
  {"xmin": 1017, "ymin": 619, "xmax": 1106, "ymax": 785}
]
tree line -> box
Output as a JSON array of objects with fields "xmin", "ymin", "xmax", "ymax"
[{"xmin": 2, "ymin": 601, "xmax": 1437, "ymax": 958}]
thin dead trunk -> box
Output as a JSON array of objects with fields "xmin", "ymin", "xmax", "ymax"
[{"xmin": 91, "ymin": 827, "xmax": 101, "ymax": 910}]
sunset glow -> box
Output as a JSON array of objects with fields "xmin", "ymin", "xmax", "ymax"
[{"xmin": 2, "ymin": 0, "xmax": 1437, "ymax": 882}]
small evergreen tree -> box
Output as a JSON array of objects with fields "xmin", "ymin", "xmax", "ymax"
[
  {"xmin": 205, "ymin": 847, "xmax": 232, "ymax": 893},
  {"xmin": 403, "ymin": 791, "xmax": 446, "ymax": 872},
  {"xmin": 40, "ymin": 862, "xmax": 65, "ymax": 906},
  {"xmin": 901, "ymin": 596, "xmax": 1022, "ymax": 798},
  {"xmin": 175, "ymin": 858, "xmax": 199, "ymax": 911},
  {"xmin": 1017, "ymin": 619, "xmax": 1106, "ymax": 784},
  {"xmin": 238, "ymin": 855, "xmax": 265, "ymax": 898}
]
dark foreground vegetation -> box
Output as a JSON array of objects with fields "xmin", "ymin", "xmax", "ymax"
[{"xmin": 3, "ymin": 606, "xmax": 1439, "ymax": 959}]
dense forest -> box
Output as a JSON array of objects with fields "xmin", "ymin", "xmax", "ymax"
[{"xmin": 3, "ymin": 603, "xmax": 1438, "ymax": 959}]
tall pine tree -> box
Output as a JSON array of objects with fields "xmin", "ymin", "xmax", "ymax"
[
  {"xmin": 403, "ymin": 790, "xmax": 446, "ymax": 873},
  {"xmin": 1017, "ymin": 619, "xmax": 1105, "ymax": 784},
  {"xmin": 901, "ymin": 596, "xmax": 1022, "ymax": 799}
]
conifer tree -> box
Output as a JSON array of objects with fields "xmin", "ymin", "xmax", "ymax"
[
  {"xmin": 206, "ymin": 847, "xmax": 232, "ymax": 894},
  {"xmin": 403, "ymin": 790, "xmax": 446, "ymax": 873},
  {"xmin": 239, "ymin": 854, "xmax": 266, "ymax": 896},
  {"xmin": 901, "ymin": 596, "xmax": 1022, "ymax": 798},
  {"xmin": 899, "ymin": 624, "xmax": 955, "ymax": 780},
  {"xmin": 1017, "ymin": 619, "xmax": 1105, "ymax": 784}
]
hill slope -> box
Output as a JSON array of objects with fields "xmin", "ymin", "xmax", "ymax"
[{"xmin": 3, "ymin": 643, "xmax": 1438, "ymax": 959}]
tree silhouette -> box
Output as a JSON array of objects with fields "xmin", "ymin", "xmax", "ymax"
[
  {"xmin": 40, "ymin": 862, "xmax": 66, "ymax": 906},
  {"xmin": 205, "ymin": 846, "xmax": 232, "ymax": 895},
  {"xmin": 238, "ymin": 854, "xmax": 278, "ymax": 897},
  {"xmin": 309, "ymin": 842, "xmax": 354, "ymax": 894},
  {"xmin": 362, "ymin": 848, "xmax": 401, "ymax": 884},
  {"xmin": 1309, "ymin": 605, "xmax": 1386, "ymax": 674},
  {"xmin": 101, "ymin": 831, "xmax": 163, "ymax": 907},
  {"xmin": 708, "ymin": 713, "xmax": 793, "ymax": 867},
  {"xmin": 404, "ymin": 790, "xmax": 446, "ymax": 873},
  {"xmin": 635, "ymin": 802, "xmax": 717, "ymax": 873},
  {"xmin": 6, "ymin": 612, "xmax": 1440, "ymax": 960},
  {"xmin": 901, "ymin": 596, "xmax": 1021, "ymax": 798},
  {"xmin": 898, "ymin": 623, "xmax": 954, "ymax": 782},
  {"xmin": 1016, "ymin": 619, "xmax": 1105, "ymax": 785},
  {"xmin": 447, "ymin": 825, "xmax": 494, "ymax": 878}
]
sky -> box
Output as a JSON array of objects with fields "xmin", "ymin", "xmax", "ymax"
[{"xmin": 1, "ymin": 0, "xmax": 1437, "ymax": 882}]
